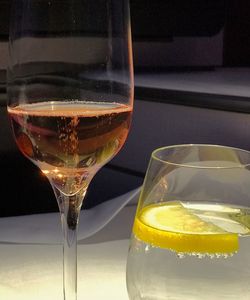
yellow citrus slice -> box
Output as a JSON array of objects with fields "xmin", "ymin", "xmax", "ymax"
[{"xmin": 133, "ymin": 202, "xmax": 239, "ymax": 254}]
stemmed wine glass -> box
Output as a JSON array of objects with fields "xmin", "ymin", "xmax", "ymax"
[{"xmin": 7, "ymin": 1, "xmax": 133, "ymax": 299}]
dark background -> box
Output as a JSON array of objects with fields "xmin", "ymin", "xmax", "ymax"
[
  {"xmin": 1, "ymin": 1, "xmax": 250, "ymax": 67},
  {"xmin": 0, "ymin": 1, "xmax": 226, "ymax": 40},
  {"xmin": 1, "ymin": 0, "xmax": 250, "ymax": 217}
]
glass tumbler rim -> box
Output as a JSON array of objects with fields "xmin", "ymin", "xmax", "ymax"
[{"xmin": 151, "ymin": 143, "xmax": 250, "ymax": 169}]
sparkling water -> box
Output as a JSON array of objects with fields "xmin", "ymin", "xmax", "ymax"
[{"xmin": 126, "ymin": 203, "xmax": 250, "ymax": 299}]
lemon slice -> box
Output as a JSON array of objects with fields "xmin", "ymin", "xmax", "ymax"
[{"xmin": 133, "ymin": 202, "xmax": 239, "ymax": 254}]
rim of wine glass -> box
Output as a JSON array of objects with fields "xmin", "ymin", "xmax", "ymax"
[{"xmin": 151, "ymin": 143, "xmax": 250, "ymax": 169}]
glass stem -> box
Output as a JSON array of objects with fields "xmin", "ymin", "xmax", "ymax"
[{"xmin": 56, "ymin": 190, "xmax": 86, "ymax": 300}]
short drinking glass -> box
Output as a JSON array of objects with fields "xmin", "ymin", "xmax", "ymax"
[{"xmin": 127, "ymin": 144, "xmax": 250, "ymax": 300}]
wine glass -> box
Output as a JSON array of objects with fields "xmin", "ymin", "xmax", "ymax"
[
  {"xmin": 127, "ymin": 144, "xmax": 250, "ymax": 299},
  {"xmin": 7, "ymin": 1, "xmax": 133, "ymax": 299}
]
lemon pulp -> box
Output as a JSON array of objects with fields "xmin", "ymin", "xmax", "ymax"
[{"xmin": 133, "ymin": 202, "xmax": 239, "ymax": 254}]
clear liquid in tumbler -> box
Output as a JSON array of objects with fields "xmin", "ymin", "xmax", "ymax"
[{"xmin": 126, "ymin": 202, "xmax": 250, "ymax": 300}]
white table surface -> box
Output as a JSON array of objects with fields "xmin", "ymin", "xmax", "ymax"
[{"xmin": 0, "ymin": 203, "xmax": 137, "ymax": 300}]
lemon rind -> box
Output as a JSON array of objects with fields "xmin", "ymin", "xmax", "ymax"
[{"xmin": 133, "ymin": 212, "xmax": 239, "ymax": 254}]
